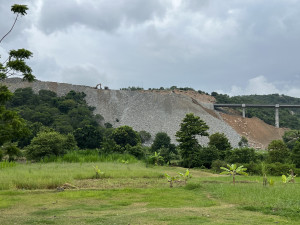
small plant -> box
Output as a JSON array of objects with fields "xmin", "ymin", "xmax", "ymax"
[
  {"xmin": 282, "ymin": 170, "xmax": 297, "ymax": 183},
  {"xmin": 122, "ymin": 160, "xmax": 129, "ymax": 164},
  {"xmin": 178, "ymin": 169, "xmax": 192, "ymax": 185},
  {"xmin": 93, "ymin": 165, "xmax": 104, "ymax": 179},
  {"xmin": 268, "ymin": 179, "xmax": 275, "ymax": 186},
  {"xmin": 149, "ymin": 152, "xmax": 164, "ymax": 166},
  {"xmin": 220, "ymin": 164, "xmax": 248, "ymax": 184},
  {"xmin": 261, "ymin": 163, "xmax": 268, "ymax": 187},
  {"xmin": 282, "ymin": 175, "xmax": 287, "ymax": 183},
  {"xmin": 165, "ymin": 173, "xmax": 178, "ymax": 188}
]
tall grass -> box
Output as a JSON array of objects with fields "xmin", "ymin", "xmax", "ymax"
[
  {"xmin": 202, "ymin": 176, "xmax": 300, "ymax": 218},
  {"xmin": 0, "ymin": 161, "xmax": 16, "ymax": 169},
  {"xmin": 0, "ymin": 161, "xmax": 165, "ymax": 190},
  {"xmin": 41, "ymin": 150, "xmax": 138, "ymax": 163}
]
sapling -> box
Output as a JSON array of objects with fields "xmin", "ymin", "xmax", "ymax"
[
  {"xmin": 282, "ymin": 170, "xmax": 297, "ymax": 183},
  {"xmin": 165, "ymin": 173, "xmax": 178, "ymax": 188},
  {"xmin": 220, "ymin": 164, "xmax": 248, "ymax": 184},
  {"xmin": 261, "ymin": 163, "xmax": 268, "ymax": 187},
  {"xmin": 178, "ymin": 169, "xmax": 192, "ymax": 185},
  {"xmin": 93, "ymin": 165, "xmax": 104, "ymax": 179}
]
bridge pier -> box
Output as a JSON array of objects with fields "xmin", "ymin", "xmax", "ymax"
[
  {"xmin": 242, "ymin": 104, "xmax": 246, "ymax": 118},
  {"xmin": 275, "ymin": 104, "xmax": 279, "ymax": 128}
]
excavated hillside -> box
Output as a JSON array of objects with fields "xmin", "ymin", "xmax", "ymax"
[{"xmin": 2, "ymin": 78, "xmax": 286, "ymax": 149}]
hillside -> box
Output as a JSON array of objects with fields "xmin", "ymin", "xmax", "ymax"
[
  {"xmin": 213, "ymin": 92, "xmax": 300, "ymax": 129},
  {"xmin": 2, "ymin": 78, "xmax": 288, "ymax": 149}
]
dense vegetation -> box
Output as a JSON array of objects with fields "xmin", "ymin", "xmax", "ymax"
[
  {"xmin": 2, "ymin": 87, "xmax": 300, "ymax": 178},
  {"xmin": 212, "ymin": 92, "xmax": 300, "ymax": 129}
]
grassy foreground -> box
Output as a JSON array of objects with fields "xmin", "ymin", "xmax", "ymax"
[{"xmin": 0, "ymin": 162, "xmax": 299, "ymax": 224}]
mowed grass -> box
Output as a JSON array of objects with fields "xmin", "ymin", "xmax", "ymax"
[{"xmin": 0, "ymin": 162, "xmax": 300, "ymax": 224}]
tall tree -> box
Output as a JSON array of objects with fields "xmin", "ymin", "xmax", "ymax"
[
  {"xmin": 0, "ymin": 5, "xmax": 34, "ymax": 158},
  {"xmin": 175, "ymin": 113, "xmax": 209, "ymax": 168},
  {"xmin": 0, "ymin": 4, "xmax": 34, "ymax": 81}
]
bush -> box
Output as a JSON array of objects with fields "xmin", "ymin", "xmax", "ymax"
[
  {"xmin": 125, "ymin": 143, "xmax": 145, "ymax": 159},
  {"xmin": 267, "ymin": 140, "xmax": 290, "ymax": 163},
  {"xmin": 208, "ymin": 132, "xmax": 231, "ymax": 160},
  {"xmin": 74, "ymin": 125, "xmax": 103, "ymax": 149},
  {"xmin": 112, "ymin": 126, "xmax": 141, "ymax": 147},
  {"xmin": 266, "ymin": 162, "xmax": 296, "ymax": 176},
  {"xmin": 226, "ymin": 147, "xmax": 259, "ymax": 164},
  {"xmin": 151, "ymin": 132, "xmax": 171, "ymax": 152},
  {"xmin": 0, "ymin": 149, "xmax": 3, "ymax": 161},
  {"xmin": 26, "ymin": 131, "xmax": 77, "ymax": 160},
  {"xmin": 138, "ymin": 130, "xmax": 151, "ymax": 144},
  {"xmin": 199, "ymin": 146, "xmax": 219, "ymax": 168},
  {"xmin": 291, "ymin": 141, "xmax": 300, "ymax": 167},
  {"xmin": 211, "ymin": 160, "xmax": 227, "ymax": 173}
]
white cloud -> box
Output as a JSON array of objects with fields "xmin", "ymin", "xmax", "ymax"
[{"xmin": 226, "ymin": 76, "xmax": 300, "ymax": 98}]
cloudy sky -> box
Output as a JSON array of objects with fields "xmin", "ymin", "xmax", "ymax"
[{"xmin": 1, "ymin": 0, "xmax": 300, "ymax": 97}]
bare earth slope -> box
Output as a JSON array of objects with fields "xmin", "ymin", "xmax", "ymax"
[
  {"xmin": 3, "ymin": 78, "xmax": 285, "ymax": 149},
  {"xmin": 220, "ymin": 113, "xmax": 286, "ymax": 149}
]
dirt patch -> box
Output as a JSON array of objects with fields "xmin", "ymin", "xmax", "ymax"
[{"xmin": 220, "ymin": 113, "xmax": 287, "ymax": 149}]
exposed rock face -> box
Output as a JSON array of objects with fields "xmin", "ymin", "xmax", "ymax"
[{"xmin": 2, "ymin": 78, "xmax": 241, "ymax": 147}]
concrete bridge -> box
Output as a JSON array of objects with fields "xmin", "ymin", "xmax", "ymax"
[{"xmin": 214, "ymin": 104, "xmax": 300, "ymax": 128}]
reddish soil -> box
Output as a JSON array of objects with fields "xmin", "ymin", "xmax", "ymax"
[{"xmin": 220, "ymin": 113, "xmax": 287, "ymax": 149}]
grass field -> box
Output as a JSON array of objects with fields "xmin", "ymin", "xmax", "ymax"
[{"xmin": 0, "ymin": 161, "xmax": 299, "ymax": 224}]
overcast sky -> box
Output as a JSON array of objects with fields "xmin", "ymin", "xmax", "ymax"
[{"xmin": 1, "ymin": 0, "xmax": 300, "ymax": 97}]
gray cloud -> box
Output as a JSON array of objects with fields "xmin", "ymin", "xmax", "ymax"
[
  {"xmin": 38, "ymin": 0, "xmax": 168, "ymax": 33},
  {"xmin": 2, "ymin": 0, "xmax": 300, "ymax": 97}
]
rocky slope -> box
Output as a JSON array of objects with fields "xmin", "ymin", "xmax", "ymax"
[{"xmin": 3, "ymin": 78, "xmax": 241, "ymax": 147}]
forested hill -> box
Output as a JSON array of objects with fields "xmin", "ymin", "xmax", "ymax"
[{"xmin": 212, "ymin": 92, "xmax": 300, "ymax": 129}]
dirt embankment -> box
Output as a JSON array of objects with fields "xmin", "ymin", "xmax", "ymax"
[{"xmin": 220, "ymin": 113, "xmax": 287, "ymax": 149}]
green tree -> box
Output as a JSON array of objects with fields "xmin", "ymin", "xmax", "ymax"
[
  {"xmin": 112, "ymin": 125, "xmax": 141, "ymax": 148},
  {"xmin": 26, "ymin": 131, "xmax": 77, "ymax": 160},
  {"xmin": 226, "ymin": 147, "xmax": 258, "ymax": 164},
  {"xmin": 283, "ymin": 130, "xmax": 300, "ymax": 150},
  {"xmin": 291, "ymin": 141, "xmax": 300, "ymax": 167},
  {"xmin": 0, "ymin": 5, "xmax": 34, "ymax": 152},
  {"xmin": 1, "ymin": 142, "xmax": 21, "ymax": 161},
  {"xmin": 175, "ymin": 113, "xmax": 209, "ymax": 168},
  {"xmin": 238, "ymin": 136, "xmax": 249, "ymax": 148},
  {"xmin": 199, "ymin": 146, "xmax": 219, "ymax": 168},
  {"xmin": 138, "ymin": 130, "xmax": 151, "ymax": 144},
  {"xmin": 0, "ymin": 93, "xmax": 30, "ymax": 146},
  {"xmin": 74, "ymin": 125, "xmax": 103, "ymax": 149},
  {"xmin": 0, "ymin": 5, "xmax": 34, "ymax": 81},
  {"xmin": 151, "ymin": 132, "xmax": 171, "ymax": 152},
  {"xmin": 208, "ymin": 132, "xmax": 232, "ymax": 160},
  {"xmin": 267, "ymin": 140, "xmax": 290, "ymax": 163}
]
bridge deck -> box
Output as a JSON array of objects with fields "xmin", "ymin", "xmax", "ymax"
[{"xmin": 214, "ymin": 104, "xmax": 300, "ymax": 108}]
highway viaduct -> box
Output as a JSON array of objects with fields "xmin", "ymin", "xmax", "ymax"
[{"xmin": 213, "ymin": 104, "xmax": 300, "ymax": 128}]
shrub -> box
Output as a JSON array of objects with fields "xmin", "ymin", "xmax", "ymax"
[
  {"xmin": 208, "ymin": 132, "xmax": 232, "ymax": 160},
  {"xmin": 74, "ymin": 125, "xmax": 103, "ymax": 149},
  {"xmin": 112, "ymin": 126, "xmax": 141, "ymax": 147},
  {"xmin": 125, "ymin": 143, "xmax": 145, "ymax": 159},
  {"xmin": 291, "ymin": 140, "xmax": 300, "ymax": 167},
  {"xmin": 151, "ymin": 132, "xmax": 171, "ymax": 152},
  {"xmin": 211, "ymin": 160, "xmax": 227, "ymax": 173},
  {"xmin": 226, "ymin": 147, "xmax": 258, "ymax": 164},
  {"xmin": 266, "ymin": 162, "xmax": 296, "ymax": 176},
  {"xmin": 199, "ymin": 146, "xmax": 219, "ymax": 168},
  {"xmin": 26, "ymin": 131, "xmax": 77, "ymax": 160},
  {"xmin": 267, "ymin": 140, "xmax": 290, "ymax": 163},
  {"xmin": 138, "ymin": 130, "xmax": 151, "ymax": 143}
]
